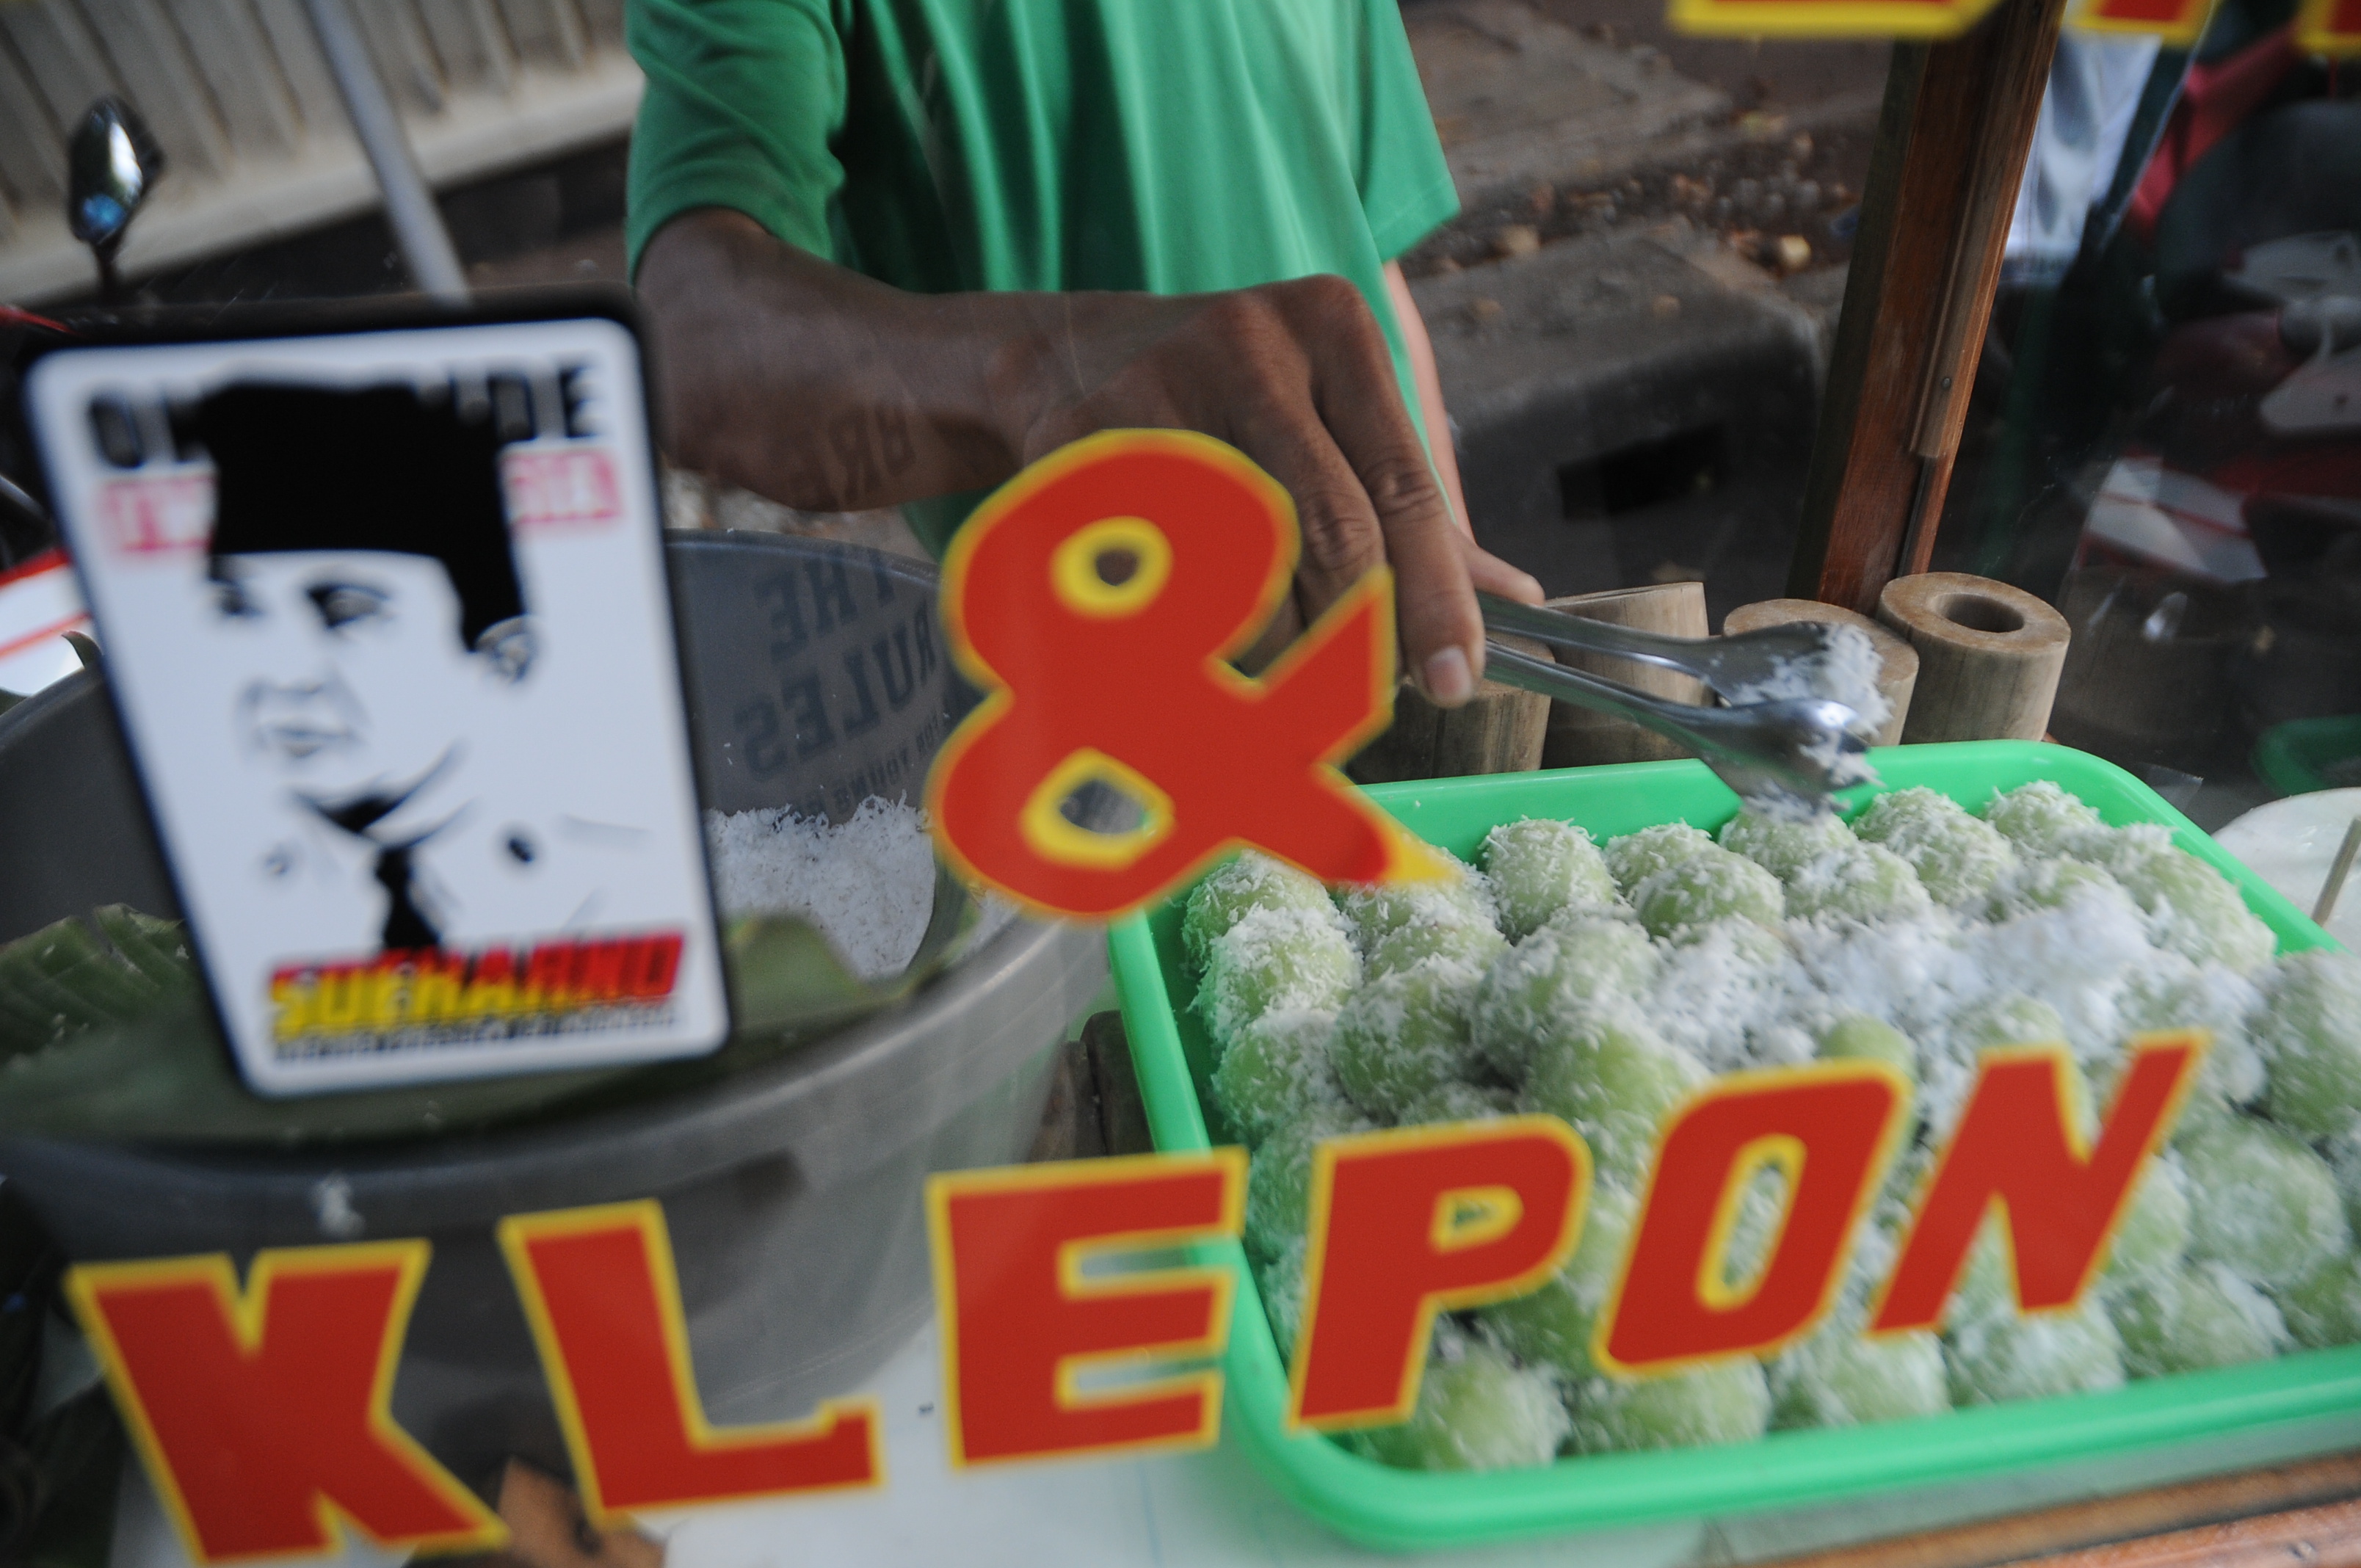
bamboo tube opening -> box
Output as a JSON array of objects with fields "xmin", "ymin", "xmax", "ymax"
[{"xmin": 1937, "ymin": 592, "xmax": 2027, "ymax": 636}]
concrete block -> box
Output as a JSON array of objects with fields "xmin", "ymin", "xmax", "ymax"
[{"xmin": 1415, "ymin": 222, "xmax": 1827, "ymax": 626}]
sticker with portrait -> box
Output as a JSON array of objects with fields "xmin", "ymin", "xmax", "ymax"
[{"xmin": 23, "ymin": 311, "xmax": 731, "ymax": 1095}]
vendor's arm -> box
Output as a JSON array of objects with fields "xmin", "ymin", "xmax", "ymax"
[{"xmin": 639, "ymin": 210, "xmax": 1539, "ymax": 705}]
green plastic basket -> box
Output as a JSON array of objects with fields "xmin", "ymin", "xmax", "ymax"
[{"xmin": 1108, "ymin": 741, "xmax": 2357, "ymax": 1553}]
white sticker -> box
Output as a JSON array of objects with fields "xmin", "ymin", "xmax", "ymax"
[
  {"xmin": 24, "ymin": 316, "xmax": 730, "ymax": 1095},
  {"xmin": 0, "ymin": 551, "xmax": 90, "ymax": 697}
]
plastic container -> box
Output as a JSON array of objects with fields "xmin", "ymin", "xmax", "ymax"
[
  {"xmin": 1110, "ymin": 741, "xmax": 2357, "ymax": 1553},
  {"xmin": 0, "ymin": 531, "xmax": 1106, "ymax": 1490},
  {"xmin": 2255, "ymin": 715, "xmax": 2361, "ymax": 797}
]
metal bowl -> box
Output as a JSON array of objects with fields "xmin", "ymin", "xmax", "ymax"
[{"xmin": 0, "ymin": 529, "xmax": 1105, "ymax": 1488}]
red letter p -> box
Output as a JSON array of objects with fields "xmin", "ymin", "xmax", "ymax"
[{"xmin": 1288, "ymin": 1117, "xmax": 1589, "ymax": 1431}]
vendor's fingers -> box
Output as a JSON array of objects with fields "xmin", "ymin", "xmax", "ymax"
[
  {"xmin": 1260, "ymin": 380, "xmax": 1478, "ymax": 704},
  {"xmin": 1229, "ymin": 391, "xmax": 1390, "ymax": 616},
  {"xmin": 1313, "ymin": 429, "xmax": 1473, "ymax": 699},
  {"xmin": 1377, "ymin": 493, "xmax": 1484, "ymax": 704},
  {"xmin": 1465, "ymin": 540, "xmax": 1545, "ymax": 605},
  {"xmin": 1277, "ymin": 279, "xmax": 1481, "ymax": 704}
]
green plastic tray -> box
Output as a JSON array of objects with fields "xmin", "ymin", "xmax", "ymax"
[{"xmin": 1109, "ymin": 741, "xmax": 2357, "ymax": 1552}]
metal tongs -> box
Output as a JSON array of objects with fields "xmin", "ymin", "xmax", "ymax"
[{"xmin": 1476, "ymin": 593, "xmax": 1871, "ymax": 813}]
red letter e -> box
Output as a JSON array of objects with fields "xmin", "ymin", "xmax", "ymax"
[{"xmin": 926, "ymin": 1150, "xmax": 1247, "ymax": 1465}]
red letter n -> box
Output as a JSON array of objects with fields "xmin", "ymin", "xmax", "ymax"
[{"xmin": 1872, "ymin": 1032, "xmax": 2203, "ymax": 1332}]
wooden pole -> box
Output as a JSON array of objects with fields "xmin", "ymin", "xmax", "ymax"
[{"xmin": 1787, "ymin": 0, "xmax": 2070, "ymax": 614}]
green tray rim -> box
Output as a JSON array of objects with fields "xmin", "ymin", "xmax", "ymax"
[{"xmin": 1108, "ymin": 740, "xmax": 2355, "ymax": 1552}]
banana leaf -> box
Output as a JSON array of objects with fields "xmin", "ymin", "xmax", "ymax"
[{"xmin": 0, "ymin": 868, "xmax": 989, "ymax": 1147}]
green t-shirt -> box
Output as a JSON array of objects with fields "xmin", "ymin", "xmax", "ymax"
[{"xmin": 625, "ymin": 0, "xmax": 1459, "ymax": 553}]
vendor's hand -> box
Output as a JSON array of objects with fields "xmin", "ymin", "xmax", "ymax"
[
  {"xmin": 640, "ymin": 214, "xmax": 1542, "ymax": 705},
  {"xmin": 994, "ymin": 277, "xmax": 1543, "ymax": 705}
]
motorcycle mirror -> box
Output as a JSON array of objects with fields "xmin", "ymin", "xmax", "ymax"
[{"xmin": 66, "ymin": 96, "xmax": 165, "ymax": 300}]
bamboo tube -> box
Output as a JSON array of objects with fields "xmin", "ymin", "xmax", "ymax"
[
  {"xmin": 1723, "ymin": 598, "xmax": 1920, "ymax": 747},
  {"xmin": 1349, "ymin": 631, "xmax": 1551, "ymax": 784},
  {"xmin": 1539, "ymin": 583, "xmax": 1710, "ymax": 768},
  {"xmin": 1876, "ymin": 572, "xmax": 2070, "ymax": 743}
]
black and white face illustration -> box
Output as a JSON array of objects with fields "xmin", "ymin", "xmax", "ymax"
[
  {"xmin": 187, "ymin": 380, "xmax": 533, "ymax": 815},
  {"xmin": 26, "ymin": 320, "xmax": 730, "ymax": 1094},
  {"xmin": 214, "ymin": 549, "xmax": 485, "ymax": 803}
]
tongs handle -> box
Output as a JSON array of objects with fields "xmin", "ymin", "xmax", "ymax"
[
  {"xmin": 1479, "ymin": 592, "xmax": 1711, "ymax": 672},
  {"xmin": 1481, "ymin": 639, "xmax": 1703, "ymax": 747},
  {"xmin": 1481, "ymin": 591, "xmax": 1847, "ymax": 709}
]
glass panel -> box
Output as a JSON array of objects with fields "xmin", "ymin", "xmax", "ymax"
[{"xmin": 1934, "ymin": 4, "xmax": 2360, "ymax": 886}]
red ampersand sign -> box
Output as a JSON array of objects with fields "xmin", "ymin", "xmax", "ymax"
[{"xmin": 926, "ymin": 430, "xmax": 1445, "ymax": 920}]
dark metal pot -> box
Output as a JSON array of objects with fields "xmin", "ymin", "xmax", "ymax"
[{"xmin": 0, "ymin": 530, "xmax": 1105, "ymax": 1489}]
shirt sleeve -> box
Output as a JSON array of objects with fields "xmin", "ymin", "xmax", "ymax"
[
  {"xmin": 623, "ymin": 0, "xmax": 852, "ymax": 276},
  {"xmin": 1353, "ymin": 0, "xmax": 1461, "ymax": 261}
]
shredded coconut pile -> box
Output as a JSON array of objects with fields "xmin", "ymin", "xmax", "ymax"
[
  {"xmin": 1724, "ymin": 623, "xmax": 1892, "ymax": 738},
  {"xmin": 1648, "ymin": 919, "xmax": 1805, "ymax": 1072},
  {"xmin": 705, "ymin": 797, "xmax": 937, "ymax": 981},
  {"xmin": 1724, "ymin": 623, "xmax": 1893, "ymax": 797}
]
